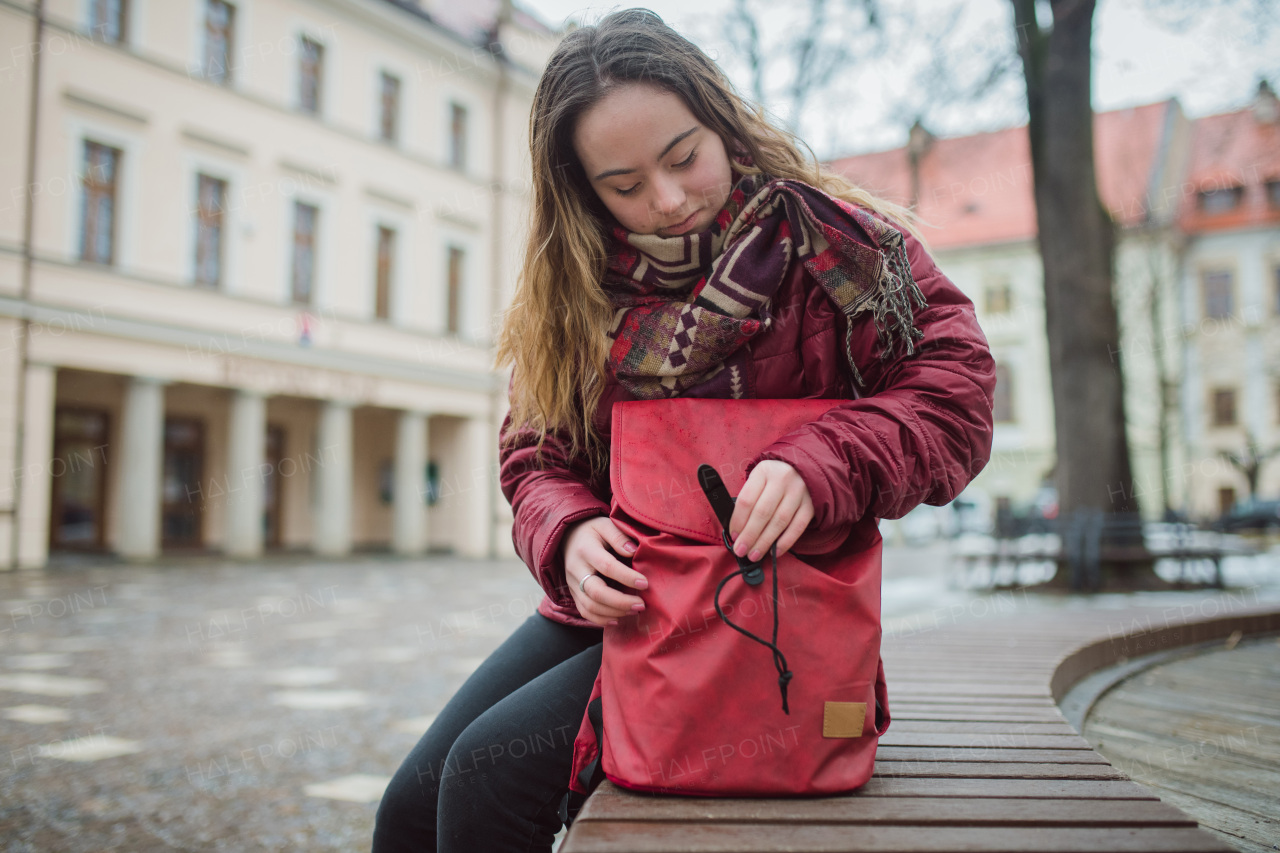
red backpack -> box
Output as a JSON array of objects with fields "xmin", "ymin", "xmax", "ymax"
[{"xmin": 564, "ymin": 398, "xmax": 890, "ymax": 810}]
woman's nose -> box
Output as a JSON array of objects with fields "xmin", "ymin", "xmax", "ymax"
[{"xmin": 649, "ymin": 175, "xmax": 685, "ymax": 217}]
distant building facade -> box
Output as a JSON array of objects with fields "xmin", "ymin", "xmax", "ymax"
[
  {"xmin": 1174, "ymin": 88, "xmax": 1280, "ymax": 517},
  {"xmin": 0, "ymin": 0, "xmax": 556, "ymax": 568},
  {"xmin": 831, "ymin": 83, "xmax": 1280, "ymax": 520}
]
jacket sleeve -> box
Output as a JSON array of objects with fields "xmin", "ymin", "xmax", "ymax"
[
  {"xmin": 499, "ymin": 405, "xmax": 610, "ymax": 612},
  {"xmin": 753, "ymin": 229, "xmax": 996, "ymax": 531}
]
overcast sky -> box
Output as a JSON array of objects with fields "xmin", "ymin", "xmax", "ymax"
[{"xmin": 516, "ymin": 0, "xmax": 1280, "ymax": 158}]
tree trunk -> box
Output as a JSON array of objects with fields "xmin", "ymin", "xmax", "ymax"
[{"xmin": 1012, "ymin": 0, "xmax": 1162, "ymax": 589}]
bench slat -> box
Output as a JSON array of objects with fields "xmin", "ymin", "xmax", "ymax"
[
  {"xmin": 886, "ymin": 721, "xmax": 1078, "ymax": 734},
  {"xmin": 877, "ymin": 697, "xmax": 1058, "ymax": 708},
  {"xmin": 889, "ymin": 710, "xmax": 1068, "ymax": 722},
  {"xmin": 886, "ymin": 684, "xmax": 1054, "ymax": 696},
  {"xmin": 875, "ymin": 746, "xmax": 1111, "ymax": 764},
  {"xmin": 563, "ymin": 823, "xmax": 1236, "ymax": 852},
  {"xmin": 871, "ymin": 761, "xmax": 1127, "ymax": 779},
  {"xmin": 576, "ymin": 794, "xmax": 1194, "ymax": 825},
  {"xmin": 586, "ymin": 777, "xmax": 1158, "ymax": 801},
  {"xmin": 876, "ymin": 732, "xmax": 1093, "ymax": 749}
]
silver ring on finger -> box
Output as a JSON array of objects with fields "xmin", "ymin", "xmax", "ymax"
[{"xmin": 580, "ymin": 573, "xmax": 599, "ymax": 594}]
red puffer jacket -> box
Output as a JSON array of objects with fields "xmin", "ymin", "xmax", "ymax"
[{"xmin": 499, "ymin": 223, "xmax": 995, "ymax": 629}]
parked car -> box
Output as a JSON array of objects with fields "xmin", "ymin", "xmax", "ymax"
[
  {"xmin": 896, "ymin": 503, "xmax": 954, "ymax": 545},
  {"xmin": 1031, "ymin": 485, "xmax": 1059, "ymax": 522},
  {"xmin": 950, "ymin": 488, "xmax": 993, "ymax": 536},
  {"xmin": 1215, "ymin": 499, "xmax": 1280, "ymax": 532}
]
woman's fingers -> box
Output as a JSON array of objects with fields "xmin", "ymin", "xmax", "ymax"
[
  {"xmin": 751, "ymin": 491, "xmax": 805, "ymax": 559},
  {"xmin": 773, "ymin": 499, "xmax": 816, "ymax": 558},
  {"xmin": 730, "ymin": 461, "xmax": 813, "ymax": 561},
  {"xmin": 585, "ymin": 550, "xmax": 646, "ymax": 611},
  {"xmin": 569, "ymin": 567, "xmax": 632, "ymax": 626},
  {"xmin": 730, "ymin": 465, "xmax": 786, "ymax": 557},
  {"xmin": 590, "ymin": 519, "xmax": 648, "ymax": 590},
  {"xmin": 581, "ymin": 565, "xmax": 643, "ymax": 613},
  {"xmin": 564, "ymin": 517, "xmax": 648, "ymax": 626}
]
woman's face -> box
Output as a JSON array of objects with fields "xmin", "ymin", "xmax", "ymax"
[{"xmin": 572, "ymin": 82, "xmax": 734, "ymax": 238}]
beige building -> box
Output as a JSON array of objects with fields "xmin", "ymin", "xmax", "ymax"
[
  {"xmin": 833, "ymin": 105, "xmax": 1194, "ymax": 515},
  {"xmin": 0, "ymin": 0, "xmax": 556, "ymax": 569},
  {"xmin": 1173, "ymin": 89, "xmax": 1280, "ymax": 517},
  {"xmin": 833, "ymin": 88, "xmax": 1280, "ymax": 522}
]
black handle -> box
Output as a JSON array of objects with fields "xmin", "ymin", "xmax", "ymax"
[
  {"xmin": 698, "ymin": 463, "xmax": 765, "ymax": 586},
  {"xmin": 697, "ymin": 464, "xmax": 736, "ymax": 532}
]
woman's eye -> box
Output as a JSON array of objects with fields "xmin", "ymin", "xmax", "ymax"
[
  {"xmin": 615, "ymin": 184, "xmax": 640, "ymax": 197},
  {"xmin": 675, "ymin": 149, "xmax": 697, "ymax": 168}
]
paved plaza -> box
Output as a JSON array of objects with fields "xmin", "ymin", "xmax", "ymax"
[
  {"xmin": 0, "ymin": 556, "xmax": 547, "ymax": 851},
  {"xmin": 0, "ymin": 546, "xmax": 1275, "ymax": 851}
]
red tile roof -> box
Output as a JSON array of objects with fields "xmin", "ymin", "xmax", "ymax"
[
  {"xmin": 827, "ymin": 101, "xmax": 1241, "ymax": 250},
  {"xmin": 380, "ymin": 0, "xmax": 553, "ymax": 47},
  {"xmin": 833, "ymin": 126, "xmax": 1039, "ymax": 251},
  {"xmin": 1095, "ymin": 102, "xmax": 1170, "ymax": 228},
  {"xmin": 1178, "ymin": 108, "xmax": 1280, "ymax": 233}
]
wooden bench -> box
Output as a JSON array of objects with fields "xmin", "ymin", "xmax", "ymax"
[
  {"xmin": 560, "ymin": 594, "xmax": 1280, "ymax": 851},
  {"xmin": 955, "ymin": 511, "xmax": 1246, "ymax": 591}
]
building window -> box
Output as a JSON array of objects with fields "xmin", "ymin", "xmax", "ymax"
[
  {"xmin": 50, "ymin": 408, "xmax": 110, "ymax": 551},
  {"xmin": 194, "ymin": 174, "xmax": 227, "ymax": 288},
  {"xmin": 80, "ymin": 140, "xmax": 121, "ymax": 265},
  {"xmin": 425, "ymin": 460, "xmax": 441, "ymax": 506},
  {"xmin": 90, "ymin": 0, "xmax": 127, "ymax": 43},
  {"xmin": 984, "ymin": 282, "xmax": 1012, "ymax": 315},
  {"xmin": 203, "ymin": 0, "xmax": 234, "ymax": 84},
  {"xmin": 263, "ymin": 425, "xmax": 285, "ymax": 548},
  {"xmin": 298, "ymin": 36, "xmax": 324, "ymax": 115},
  {"xmin": 1211, "ymin": 388, "xmax": 1237, "ymax": 427},
  {"xmin": 1266, "ymin": 181, "xmax": 1280, "ymax": 210},
  {"xmin": 375, "ymin": 225, "xmax": 395, "ymax": 320},
  {"xmin": 449, "ymin": 102, "xmax": 468, "ymax": 171},
  {"xmin": 993, "ymin": 363, "xmax": 1013, "ymax": 423},
  {"xmin": 446, "ymin": 245, "xmax": 464, "ymax": 335},
  {"xmin": 1202, "ymin": 269, "xmax": 1234, "ymax": 320},
  {"xmin": 1217, "ymin": 487, "xmax": 1236, "ymax": 515},
  {"xmin": 1199, "ymin": 186, "xmax": 1243, "ymax": 214},
  {"xmin": 291, "ymin": 202, "xmax": 318, "ymax": 304},
  {"xmin": 379, "ymin": 72, "xmax": 401, "ymax": 143},
  {"xmin": 162, "ymin": 417, "xmax": 205, "ymax": 548}
]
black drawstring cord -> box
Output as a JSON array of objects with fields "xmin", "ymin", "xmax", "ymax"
[{"xmin": 713, "ymin": 543, "xmax": 793, "ymax": 714}]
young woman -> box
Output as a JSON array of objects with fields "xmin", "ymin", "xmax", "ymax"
[{"xmin": 374, "ymin": 9, "xmax": 994, "ymax": 852}]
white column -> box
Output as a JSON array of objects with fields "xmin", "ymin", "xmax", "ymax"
[
  {"xmin": 116, "ymin": 376, "xmax": 166, "ymax": 560},
  {"xmin": 457, "ymin": 416, "xmax": 493, "ymax": 558},
  {"xmin": 313, "ymin": 400, "xmax": 352, "ymax": 557},
  {"xmin": 16, "ymin": 363, "xmax": 56, "ymax": 569},
  {"xmin": 393, "ymin": 410, "xmax": 428, "ymax": 555},
  {"xmin": 225, "ymin": 389, "xmax": 266, "ymax": 558}
]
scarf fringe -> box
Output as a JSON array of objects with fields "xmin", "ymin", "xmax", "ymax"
[{"xmin": 847, "ymin": 238, "xmax": 928, "ymax": 388}]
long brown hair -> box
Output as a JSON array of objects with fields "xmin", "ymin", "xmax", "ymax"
[{"xmin": 494, "ymin": 8, "xmax": 920, "ymax": 471}]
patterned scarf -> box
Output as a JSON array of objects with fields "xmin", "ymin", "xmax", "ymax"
[{"xmin": 602, "ymin": 170, "xmax": 926, "ymax": 400}]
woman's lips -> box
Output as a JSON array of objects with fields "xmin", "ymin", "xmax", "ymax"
[{"xmin": 662, "ymin": 210, "xmax": 701, "ymax": 236}]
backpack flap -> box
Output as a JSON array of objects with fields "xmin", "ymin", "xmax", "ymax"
[{"xmin": 610, "ymin": 398, "xmax": 849, "ymax": 551}]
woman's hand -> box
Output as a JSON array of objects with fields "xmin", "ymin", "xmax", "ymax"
[
  {"xmin": 563, "ymin": 516, "xmax": 649, "ymax": 627},
  {"xmin": 729, "ymin": 460, "xmax": 815, "ymax": 562}
]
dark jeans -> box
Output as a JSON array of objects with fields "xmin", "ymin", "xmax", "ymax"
[{"xmin": 373, "ymin": 612, "xmax": 603, "ymax": 853}]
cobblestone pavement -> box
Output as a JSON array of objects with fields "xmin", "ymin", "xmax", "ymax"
[
  {"xmin": 0, "ymin": 546, "xmax": 1274, "ymax": 851},
  {"xmin": 0, "ymin": 556, "xmax": 549, "ymax": 852}
]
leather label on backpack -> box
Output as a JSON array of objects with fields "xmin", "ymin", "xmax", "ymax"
[{"xmin": 822, "ymin": 701, "xmax": 867, "ymax": 738}]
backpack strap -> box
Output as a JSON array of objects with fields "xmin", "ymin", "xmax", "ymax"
[
  {"xmin": 699, "ymin": 463, "xmax": 795, "ymax": 714},
  {"xmin": 559, "ymin": 695, "xmax": 606, "ymax": 828},
  {"xmin": 697, "ymin": 464, "xmax": 767, "ymax": 585}
]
